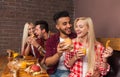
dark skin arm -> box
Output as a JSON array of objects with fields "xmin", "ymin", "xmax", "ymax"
[{"xmin": 45, "ymin": 42, "xmax": 67, "ymax": 66}]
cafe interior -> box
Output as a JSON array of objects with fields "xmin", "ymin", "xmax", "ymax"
[{"xmin": 0, "ymin": 0, "xmax": 120, "ymax": 77}]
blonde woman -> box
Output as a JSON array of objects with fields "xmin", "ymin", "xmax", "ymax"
[
  {"xmin": 64, "ymin": 17, "xmax": 113, "ymax": 77},
  {"xmin": 21, "ymin": 22, "xmax": 34, "ymax": 54}
]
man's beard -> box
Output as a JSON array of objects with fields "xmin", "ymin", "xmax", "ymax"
[{"xmin": 59, "ymin": 28, "xmax": 71, "ymax": 36}]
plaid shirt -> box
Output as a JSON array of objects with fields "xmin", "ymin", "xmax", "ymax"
[{"xmin": 64, "ymin": 40, "xmax": 110, "ymax": 77}]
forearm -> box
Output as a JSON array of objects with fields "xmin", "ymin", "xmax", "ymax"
[
  {"xmin": 101, "ymin": 46, "xmax": 113, "ymax": 70},
  {"xmin": 24, "ymin": 44, "xmax": 31, "ymax": 56},
  {"xmin": 67, "ymin": 55, "xmax": 77, "ymax": 67},
  {"xmin": 99, "ymin": 58, "xmax": 110, "ymax": 75},
  {"xmin": 101, "ymin": 58, "xmax": 108, "ymax": 69},
  {"xmin": 45, "ymin": 53, "xmax": 62, "ymax": 66},
  {"xmin": 36, "ymin": 45, "xmax": 45, "ymax": 56}
]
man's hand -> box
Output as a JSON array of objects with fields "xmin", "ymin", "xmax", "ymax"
[{"xmin": 57, "ymin": 42, "xmax": 68, "ymax": 55}]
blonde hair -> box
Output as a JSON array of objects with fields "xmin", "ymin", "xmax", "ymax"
[
  {"xmin": 21, "ymin": 22, "xmax": 34, "ymax": 54},
  {"xmin": 74, "ymin": 17, "xmax": 96, "ymax": 74}
]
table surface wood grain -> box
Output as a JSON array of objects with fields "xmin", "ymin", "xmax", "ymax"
[
  {"xmin": 1, "ymin": 56, "xmax": 49, "ymax": 77},
  {"xmin": 1, "ymin": 66, "xmax": 49, "ymax": 77}
]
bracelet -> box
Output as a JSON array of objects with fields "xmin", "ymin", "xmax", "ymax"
[{"xmin": 37, "ymin": 45, "xmax": 41, "ymax": 51}]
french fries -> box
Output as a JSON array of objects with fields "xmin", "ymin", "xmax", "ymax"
[
  {"xmin": 20, "ymin": 61, "xmax": 27, "ymax": 69},
  {"xmin": 7, "ymin": 49, "xmax": 19, "ymax": 58},
  {"xmin": 105, "ymin": 40, "xmax": 111, "ymax": 48}
]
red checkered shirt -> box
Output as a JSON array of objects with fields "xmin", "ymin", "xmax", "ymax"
[{"xmin": 64, "ymin": 40, "xmax": 110, "ymax": 77}]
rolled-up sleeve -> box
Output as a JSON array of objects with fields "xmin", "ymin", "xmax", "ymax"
[
  {"xmin": 97, "ymin": 44, "xmax": 110, "ymax": 75},
  {"xmin": 64, "ymin": 51, "xmax": 75, "ymax": 68},
  {"xmin": 99, "ymin": 62, "xmax": 110, "ymax": 75}
]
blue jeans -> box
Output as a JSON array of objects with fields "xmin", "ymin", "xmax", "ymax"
[{"xmin": 50, "ymin": 69, "xmax": 70, "ymax": 77}]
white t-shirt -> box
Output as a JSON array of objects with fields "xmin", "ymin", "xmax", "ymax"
[
  {"xmin": 57, "ymin": 37, "xmax": 68, "ymax": 70},
  {"xmin": 82, "ymin": 48, "xmax": 88, "ymax": 77}
]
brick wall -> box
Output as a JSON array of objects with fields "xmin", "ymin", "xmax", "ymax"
[{"xmin": 0, "ymin": 0, "xmax": 74, "ymax": 55}]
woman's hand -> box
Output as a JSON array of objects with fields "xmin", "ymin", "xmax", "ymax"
[
  {"xmin": 30, "ymin": 37, "xmax": 40, "ymax": 48},
  {"xmin": 26, "ymin": 36, "xmax": 32, "ymax": 44},
  {"xmin": 75, "ymin": 50, "xmax": 85, "ymax": 60},
  {"xmin": 102, "ymin": 46, "xmax": 113, "ymax": 58}
]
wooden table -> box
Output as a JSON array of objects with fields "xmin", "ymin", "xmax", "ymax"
[
  {"xmin": 1, "ymin": 56, "xmax": 49, "ymax": 77},
  {"xmin": 1, "ymin": 66, "xmax": 49, "ymax": 77}
]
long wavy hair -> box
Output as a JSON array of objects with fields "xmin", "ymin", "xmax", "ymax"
[
  {"xmin": 74, "ymin": 17, "xmax": 97, "ymax": 74},
  {"xmin": 21, "ymin": 22, "xmax": 34, "ymax": 54}
]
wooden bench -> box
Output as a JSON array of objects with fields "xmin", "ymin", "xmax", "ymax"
[
  {"xmin": 97, "ymin": 38, "xmax": 120, "ymax": 77},
  {"xmin": 97, "ymin": 38, "xmax": 120, "ymax": 50}
]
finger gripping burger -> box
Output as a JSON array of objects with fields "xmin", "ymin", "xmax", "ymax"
[{"xmin": 63, "ymin": 38, "xmax": 73, "ymax": 51}]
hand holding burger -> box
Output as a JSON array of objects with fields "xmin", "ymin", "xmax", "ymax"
[{"xmin": 59, "ymin": 38, "xmax": 73, "ymax": 52}]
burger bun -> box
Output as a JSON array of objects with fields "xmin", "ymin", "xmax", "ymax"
[{"xmin": 63, "ymin": 38, "xmax": 73, "ymax": 51}]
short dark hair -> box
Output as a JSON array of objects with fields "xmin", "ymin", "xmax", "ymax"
[
  {"xmin": 53, "ymin": 11, "xmax": 70, "ymax": 23},
  {"xmin": 35, "ymin": 20, "xmax": 49, "ymax": 33}
]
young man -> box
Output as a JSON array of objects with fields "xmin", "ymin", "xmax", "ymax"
[
  {"xmin": 34, "ymin": 20, "xmax": 54, "ymax": 50},
  {"xmin": 45, "ymin": 11, "xmax": 76, "ymax": 77},
  {"xmin": 23, "ymin": 20, "xmax": 54, "ymax": 61},
  {"xmin": 35, "ymin": 20, "xmax": 54, "ymax": 42}
]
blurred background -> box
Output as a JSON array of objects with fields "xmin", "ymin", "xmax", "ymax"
[{"xmin": 0, "ymin": 0, "xmax": 120, "ymax": 55}]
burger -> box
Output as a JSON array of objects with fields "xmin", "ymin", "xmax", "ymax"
[
  {"xmin": 63, "ymin": 38, "xmax": 73, "ymax": 51},
  {"xmin": 24, "ymin": 64, "xmax": 41, "ymax": 76},
  {"xmin": 31, "ymin": 64, "xmax": 41, "ymax": 72}
]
